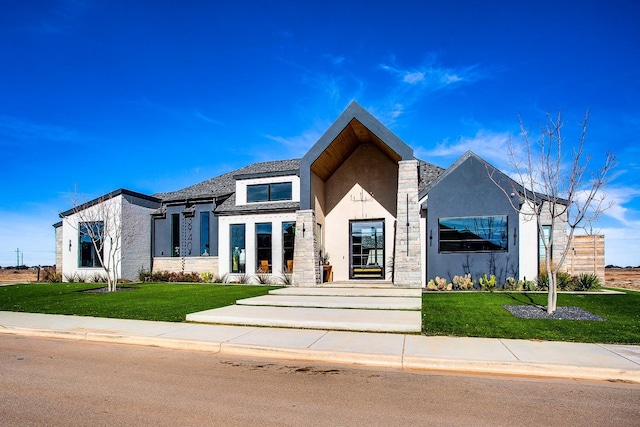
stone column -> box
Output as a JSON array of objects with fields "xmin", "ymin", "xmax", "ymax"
[
  {"xmin": 292, "ymin": 209, "xmax": 321, "ymax": 287},
  {"xmin": 393, "ymin": 160, "xmax": 422, "ymax": 288}
]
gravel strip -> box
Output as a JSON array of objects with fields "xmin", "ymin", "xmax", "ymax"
[{"xmin": 503, "ymin": 305, "xmax": 607, "ymax": 321}]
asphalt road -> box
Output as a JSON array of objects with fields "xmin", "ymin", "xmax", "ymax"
[{"xmin": 1, "ymin": 334, "xmax": 638, "ymax": 426}]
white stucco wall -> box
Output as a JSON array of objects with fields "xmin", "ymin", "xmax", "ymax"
[
  {"xmin": 120, "ymin": 198, "xmax": 155, "ymax": 280},
  {"xmin": 518, "ymin": 201, "xmax": 538, "ymax": 281},
  {"xmin": 324, "ymin": 183, "xmax": 396, "ymax": 281},
  {"xmin": 218, "ymin": 212, "xmax": 297, "ymax": 279},
  {"xmin": 61, "ymin": 194, "xmax": 156, "ymax": 282},
  {"xmin": 61, "ymin": 195, "xmax": 122, "ymax": 282}
]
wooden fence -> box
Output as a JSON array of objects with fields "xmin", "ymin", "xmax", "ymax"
[{"xmin": 565, "ymin": 235, "xmax": 605, "ymax": 283}]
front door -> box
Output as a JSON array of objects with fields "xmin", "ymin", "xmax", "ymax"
[{"xmin": 350, "ymin": 220, "xmax": 384, "ymax": 279}]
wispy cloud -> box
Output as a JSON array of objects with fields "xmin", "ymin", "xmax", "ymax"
[
  {"xmin": 379, "ymin": 61, "xmax": 480, "ymax": 90},
  {"xmin": 265, "ymin": 128, "xmax": 324, "ymax": 158},
  {"xmin": 0, "ymin": 114, "xmax": 80, "ymax": 145},
  {"xmin": 29, "ymin": 0, "xmax": 92, "ymax": 34},
  {"xmin": 323, "ymin": 54, "xmax": 345, "ymax": 66},
  {"xmin": 419, "ymin": 130, "xmax": 513, "ymax": 166},
  {"xmin": 194, "ymin": 110, "xmax": 223, "ymax": 126}
]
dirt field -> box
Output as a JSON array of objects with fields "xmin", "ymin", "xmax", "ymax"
[{"xmin": 1, "ymin": 268, "xmax": 640, "ymax": 290}]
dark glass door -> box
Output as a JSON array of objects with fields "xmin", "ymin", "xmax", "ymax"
[{"xmin": 350, "ymin": 220, "xmax": 384, "ymax": 279}]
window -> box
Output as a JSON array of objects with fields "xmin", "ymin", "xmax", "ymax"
[
  {"xmin": 539, "ymin": 225, "xmax": 551, "ymax": 262},
  {"xmin": 282, "ymin": 221, "xmax": 295, "ymax": 273},
  {"xmin": 439, "ymin": 216, "xmax": 508, "ymax": 252},
  {"xmin": 200, "ymin": 212, "xmax": 210, "ymax": 256},
  {"xmin": 79, "ymin": 221, "xmax": 104, "ymax": 267},
  {"xmin": 247, "ymin": 182, "xmax": 292, "ymax": 202},
  {"xmin": 256, "ymin": 223, "xmax": 272, "ymax": 273},
  {"xmin": 230, "ymin": 224, "xmax": 246, "ymax": 273},
  {"xmin": 171, "ymin": 213, "xmax": 181, "ymax": 257}
]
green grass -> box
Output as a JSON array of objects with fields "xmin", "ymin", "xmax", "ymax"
[
  {"xmin": 422, "ymin": 290, "xmax": 640, "ymax": 344},
  {"xmin": 0, "ymin": 282, "xmax": 278, "ymax": 322}
]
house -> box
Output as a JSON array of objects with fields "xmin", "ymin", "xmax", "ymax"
[
  {"xmin": 55, "ymin": 102, "xmax": 568, "ymax": 286},
  {"xmin": 55, "ymin": 189, "xmax": 161, "ymax": 282}
]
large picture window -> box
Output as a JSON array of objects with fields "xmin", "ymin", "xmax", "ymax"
[
  {"xmin": 247, "ymin": 182, "xmax": 292, "ymax": 202},
  {"xmin": 256, "ymin": 223, "xmax": 272, "ymax": 273},
  {"xmin": 79, "ymin": 221, "xmax": 104, "ymax": 267},
  {"xmin": 282, "ymin": 221, "xmax": 295, "ymax": 273},
  {"xmin": 439, "ymin": 216, "xmax": 508, "ymax": 252},
  {"xmin": 230, "ymin": 224, "xmax": 246, "ymax": 273}
]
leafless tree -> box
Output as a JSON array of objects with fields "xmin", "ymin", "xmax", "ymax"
[
  {"xmin": 61, "ymin": 190, "xmax": 140, "ymax": 292},
  {"xmin": 490, "ymin": 110, "xmax": 616, "ymax": 313}
]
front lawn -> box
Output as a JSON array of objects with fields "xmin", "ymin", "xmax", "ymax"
[
  {"xmin": 0, "ymin": 282, "xmax": 278, "ymax": 322},
  {"xmin": 422, "ymin": 290, "xmax": 640, "ymax": 344}
]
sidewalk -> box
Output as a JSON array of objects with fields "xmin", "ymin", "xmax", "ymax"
[{"xmin": 1, "ymin": 311, "xmax": 639, "ymax": 383}]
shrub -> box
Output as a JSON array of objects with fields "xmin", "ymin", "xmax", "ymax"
[
  {"xmin": 168, "ymin": 272, "xmax": 202, "ymax": 283},
  {"xmin": 426, "ymin": 276, "xmax": 452, "ymax": 291},
  {"xmin": 255, "ymin": 273, "xmax": 272, "ymax": 285},
  {"xmin": 91, "ymin": 272, "xmax": 107, "ymax": 283},
  {"xmin": 229, "ymin": 273, "xmax": 253, "ymax": 284},
  {"xmin": 40, "ymin": 268, "xmax": 62, "ymax": 283},
  {"xmin": 479, "ymin": 274, "xmax": 497, "ymax": 291},
  {"xmin": 535, "ymin": 273, "xmax": 549, "ymax": 290},
  {"xmin": 138, "ymin": 269, "xmax": 152, "ymax": 282},
  {"xmin": 278, "ymin": 272, "xmax": 293, "ymax": 286},
  {"xmin": 575, "ymin": 273, "xmax": 601, "ymax": 291},
  {"xmin": 557, "ymin": 272, "xmax": 576, "ymax": 291},
  {"xmin": 503, "ymin": 276, "xmax": 523, "ymax": 291},
  {"xmin": 452, "ymin": 274, "xmax": 475, "ymax": 290}
]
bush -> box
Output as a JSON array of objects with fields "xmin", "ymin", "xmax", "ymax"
[
  {"xmin": 535, "ymin": 273, "xmax": 549, "ymax": 290},
  {"xmin": 575, "ymin": 273, "xmax": 601, "ymax": 291},
  {"xmin": 167, "ymin": 272, "xmax": 202, "ymax": 283},
  {"xmin": 452, "ymin": 274, "xmax": 475, "ymax": 290},
  {"xmin": 503, "ymin": 276, "xmax": 524, "ymax": 291},
  {"xmin": 255, "ymin": 273, "xmax": 272, "ymax": 285},
  {"xmin": 557, "ymin": 272, "xmax": 576, "ymax": 291},
  {"xmin": 426, "ymin": 276, "xmax": 452, "ymax": 291},
  {"xmin": 479, "ymin": 274, "xmax": 496, "ymax": 291},
  {"xmin": 40, "ymin": 268, "xmax": 62, "ymax": 283}
]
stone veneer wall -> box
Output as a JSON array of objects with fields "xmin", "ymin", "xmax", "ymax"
[
  {"xmin": 393, "ymin": 160, "xmax": 422, "ymax": 288},
  {"xmin": 292, "ymin": 209, "xmax": 320, "ymax": 286},
  {"xmin": 55, "ymin": 225, "xmax": 62, "ymax": 273},
  {"xmin": 153, "ymin": 256, "xmax": 219, "ymax": 275}
]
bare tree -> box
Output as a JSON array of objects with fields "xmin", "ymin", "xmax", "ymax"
[
  {"xmin": 61, "ymin": 190, "xmax": 140, "ymax": 292},
  {"xmin": 490, "ymin": 110, "xmax": 616, "ymax": 313}
]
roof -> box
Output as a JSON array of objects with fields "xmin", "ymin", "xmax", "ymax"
[
  {"xmin": 154, "ymin": 159, "xmax": 301, "ymax": 203},
  {"xmin": 59, "ymin": 189, "xmax": 161, "ymax": 218},
  {"xmin": 215, "ymin": 193, "xmax": 300, "ymax": 215}
]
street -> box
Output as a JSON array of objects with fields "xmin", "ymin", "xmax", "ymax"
[{"xmin": 1, "ymin": 334, "xmax": 638, "ymax": 426}]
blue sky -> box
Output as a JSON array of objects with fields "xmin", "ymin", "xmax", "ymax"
[{"xmin": 1, "ymin": 0, "xmax": 639, "ymax": 267}]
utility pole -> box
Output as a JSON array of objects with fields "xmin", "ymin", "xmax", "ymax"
[{"xmin": 16, "ymin": 248, "xmax": 20, "ymax": 267}]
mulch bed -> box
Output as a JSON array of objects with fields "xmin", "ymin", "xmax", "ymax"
[{"xmin": 503, "ymin": 305, "xmax": 607, "ymax": 321}]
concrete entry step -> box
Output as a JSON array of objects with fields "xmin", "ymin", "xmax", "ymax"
[
  {"xmin": 236, "ymin": 295, "xmax": 421, "ymax": 310},
  {"xmin": 186, "ymin": 305, "xmax": 422, "ymax": 333},
  {"xmin": 270, "ymin": 287, "xmax": 422, "ymax": 298}
]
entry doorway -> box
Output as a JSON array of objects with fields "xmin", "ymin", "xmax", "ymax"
[{"xmin": 350, "ymin": 219, "xmax": 384, "ymax": 279}]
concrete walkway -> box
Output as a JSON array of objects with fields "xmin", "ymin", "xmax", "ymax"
[
  {"xmin": 1, "ymin": 311, "xmax": 639, "ymax": 383},
  {"xmin": 186, "ymin": 286, "xmax": 423, "ymax": 333}
]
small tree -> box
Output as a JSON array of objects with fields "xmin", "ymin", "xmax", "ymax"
[
  {"xmin": 491, "ymin": 110, "xmax": 616, "ymax": 313},
  {"xmin": 61, "ymin": 190, "xmax": 140, "ymax": 292}
]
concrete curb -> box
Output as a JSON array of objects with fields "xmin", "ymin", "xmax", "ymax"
[{"xmin": 2, "ymin": 324, "xmax": 639, "ymax": 383}]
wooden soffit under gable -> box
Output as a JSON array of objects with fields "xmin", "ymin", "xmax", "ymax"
[{"xmin": 308, "ymin": 104, "xmax": 412, "ymax": 181}]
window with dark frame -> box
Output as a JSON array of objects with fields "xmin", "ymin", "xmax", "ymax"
[
  {"xmin": 247, "ymin": 182, "xmax": 292, "ymax": 202},
  {"xmin": 256, "ymin": 222, "xmax": 272, "ymax": 273},
  {"xmin": 282, "ymin": 221, "xmax": 295, "ymax": 273},
  {"xmin": 230, "ymin": 224, "xmax": 246, "ymax": 273},
  {"xmin": 79, "ymin": 221, "xmax": 104, "ymax": 268},
  {"xmin": 171, "ymin": 213, "xmax": 181, "ymax": 257},
  {"xmin": 438, "ymin": 216, "xmax": 508, "ymax": 252},
  {"xmin": 200, "ymin": 211, "xmax": 210, "ymax": 256}
]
